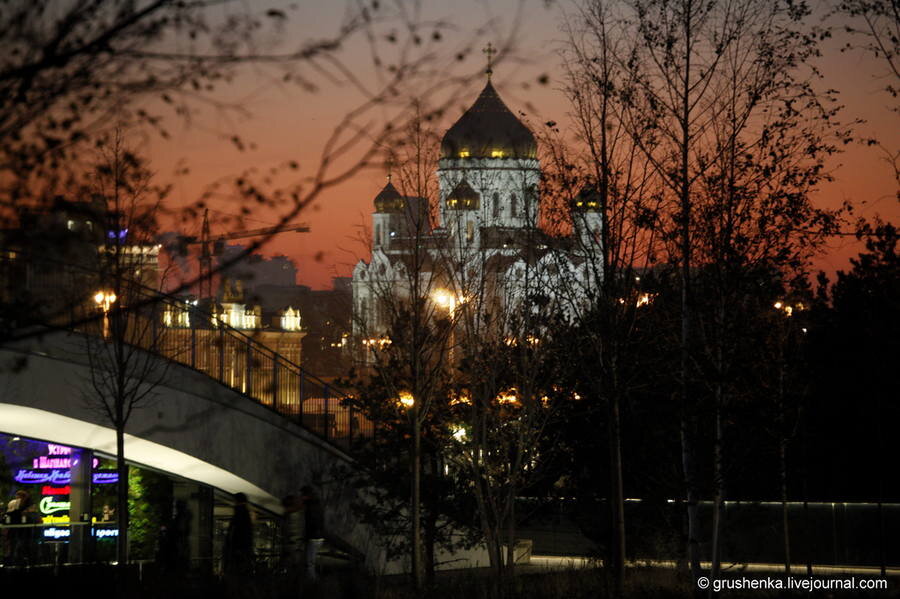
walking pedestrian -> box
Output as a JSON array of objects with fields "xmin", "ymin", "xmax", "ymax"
[{"xmin": 223, "ymin": 492, "xmax": 254, "ymax": 576}]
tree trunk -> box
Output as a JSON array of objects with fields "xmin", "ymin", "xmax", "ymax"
[
  {"xmin": 411, "ymin": 413, "xmax": 423, "ymax": 589},
  {"xmin": 778, "ymin": 345, "xmax": 791, "ymax": 574},
  {"xmin": 608, "ymin": 390, "xmax": 626, "ymax": 598},
  {"xmin": 800, "ymin": 403, "xmax": 812, "ymax": 576},
  {"xmin": 711, "ymin": 310, "xmax": 726, "ymax": 588},
  {"xmin": 875, "ymin": 394, "xmax": 886, "ymax": 577},
  {"xmin": 679, "ymin": 1, "xmax": 700, "ymax": 583},
  {"xmin": 116, "ymin": 423, "xmax": 129, "ymax": 570},
  {"xmin": 710, "ymin": 403, "xmax": 724, "ymax": 591},
  {"xmin": 424, "ymin": 504, "xmax": 437, "ymax": 584},
  {"xmin": 780, "ymin": 420, "xmax": 791, "ymax": 574},
  {"xmin": 781, "ymin": 451, "xmax": 791, "ymax": 574},
  {"xmin": 506, "ymin": 486, "xmax": 516, "ymax": 577}
]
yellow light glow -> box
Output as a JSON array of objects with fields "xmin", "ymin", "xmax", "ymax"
[
  {"xmin": 491, "ymin": 149, "xmax": 505, "ymax": 158},
  {"xmin": 452, "ymin": 425, "xmax": 467, "ymax": 441},
  {"xmin": 432, "ymin": 289, "xmax": 465, "ymax": 313},
  {"xmin": 636, "ymin": 293, "xmax": 652, "ymax": 307},
  {"xmin": 459, "ymin": 150, "xmax": 470, "ymax": 158},
  {"xmin": 774, "ymin": 301, "xmax": 783, "ymax": 309},
  {"xmin": 450, "ymin": 391, "xmax": 472, "ymax": 405},
  {"xmin": 496, "ymin": 388, "xmax": 518, "ymax": 404},
  {"xmin": 281, "ymin": 307, "xmax": 303, "ymax": 331},
  {"xmin": 398, "ymin": 391, "xmax": 415, "ymax": 408},
  {"xmin": 93, "ymin": 290, "xmax": 117, "ymax": 310},
  {"xmin": 363, "ymin": 336, "xmax": 392, "ymax": 349}
]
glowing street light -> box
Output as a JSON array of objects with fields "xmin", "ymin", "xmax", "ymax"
[
  {"xmin": 774, "ymin": 300, "xmax": 805, "ymax": 318},
  {"xmin": 432, "ymin": 289, "xmax": 456, "ymax": 311},
  {"xmin": 94, "ymin": 290, "xmax": 117, "ymax": 310},
  {"xmin": 398, "ymin": 391, "xmax": 415, "ymax": 409},
  {"xmin": 93, "ymin": 290, "xmax": 117, "ymax": 338},
  {"xmin": 432, "ymin": 288, "xmax": 466, "ymax": 316}
]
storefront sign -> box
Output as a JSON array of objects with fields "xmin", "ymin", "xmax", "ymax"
[
  {"xmin": 95, "ymin": 528, "xmax": 118, "ymax": 538},
  {"xmin": 13, "ymin": 469, "xmax": 119, "ymax": 485},
  {"xmin": 39, "ymin": 497, "xmax": 71, "ymax": 515},
  {"xmin": 43, "ymin": 527, "xmax": 70, "ymax": 539},
  {"xmin": 42, "ymin": 527, "xmax": 119, "ymax": 540},
  {"xmin": 92, "ymin": 472, "xmax": 118, "ymax": 484}
]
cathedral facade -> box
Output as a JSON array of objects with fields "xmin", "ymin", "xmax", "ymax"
[{"xmin": 352, "ymin": 78, "xmax": 603, "ymax": 342}]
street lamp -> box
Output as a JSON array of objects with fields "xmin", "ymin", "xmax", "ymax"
[
  {"xmin": 431, "ymin": 289, "xmax": 456, "ymax": 313},
  {"xmin": 398, "ymin": 391, "xmax": 415, "ymax": 409},
  {"xmin": 93, "ymin": 290, "xmax": 117, "ymax": 338}
]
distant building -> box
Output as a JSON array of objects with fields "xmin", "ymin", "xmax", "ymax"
[
  {"xmin": 352, "ymin": 76, "xmax": 603, "ymax": 344},
  {"xmin": 0, "ymin": 197, "xmax": 160, "ymax": 322},
  {"xmin": 209, "ymin": 268, "xmax": 350, "ymax": 376}
]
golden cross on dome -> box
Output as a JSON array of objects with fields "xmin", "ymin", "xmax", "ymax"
[{"xmin": 483, "ymin": 42, "xmax": 497, "ymax": 79}]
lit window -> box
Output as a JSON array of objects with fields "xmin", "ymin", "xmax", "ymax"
[
  {"xmin": 491, "ymin": 149, "xmax": 504, "ymax": 158},
  {"xmin": 67, "ymin": 220, "xmax": 75, "ymax": 231},
  {"xmin": 459, "ymin": 150, "xmax": 470, "ymax": 158}
]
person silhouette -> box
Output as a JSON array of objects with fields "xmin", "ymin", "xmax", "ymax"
[{"xmin": 223, "ymin": 492, "xmax": 253, "ymax": 576}]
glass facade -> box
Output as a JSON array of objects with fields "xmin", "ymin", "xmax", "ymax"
[{"xmin": 0, "ymin": 431, "xmax": 277, "ymax": 570}]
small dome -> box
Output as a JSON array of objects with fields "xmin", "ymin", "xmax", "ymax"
[
  {"xmin": 374, "ymin": 181, "xmax": 404, "ymax": 213},
  {"xmin": 446, "ymin": 179, "xmax": 480, "ymax": 210},
  {"xmin": 441, "ymin": 81, "xmax": 537, "ymax": 160},
  {"xmin": 573, "ymin": 185, "xmax": 601, "ymax": 212}
]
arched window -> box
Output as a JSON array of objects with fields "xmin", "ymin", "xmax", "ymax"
[
  {"xmin": 374, "ymin": 223, "xmax": 382, "ymax": 245},
  {"xmin": 493, "ymin": 192, "xmax": 500, "ymax": 218},
  {"xmin": 510, "ymin": 193, "xmax": 518, "ymax": 217}
]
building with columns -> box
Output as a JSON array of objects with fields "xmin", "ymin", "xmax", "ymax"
[{"xmin": 352, "ymin": 75, "xmax": 603, "ymax": 342}]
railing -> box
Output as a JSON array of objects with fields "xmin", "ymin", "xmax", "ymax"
[{"xmin": 70, "ymin": 295, "xmax": 371, "ymax": 454}]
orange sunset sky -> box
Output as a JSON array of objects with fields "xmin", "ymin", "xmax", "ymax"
[{"xmin": 146, "ymin": 1, "xmax": 898, "ymax": 291}]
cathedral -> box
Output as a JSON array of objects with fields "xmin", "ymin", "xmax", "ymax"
[{"xmin": 352, "ymin": 71, "xmax": 603, "ymax": 341}]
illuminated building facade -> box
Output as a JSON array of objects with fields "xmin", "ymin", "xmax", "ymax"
[{"xmin": 352, "ymin": 77, "xmax": 604, "ymax": 341}]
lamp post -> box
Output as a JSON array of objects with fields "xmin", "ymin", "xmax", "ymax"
[
  {"xmin": 772, "ymin": 298, "xmax": 808, "ymax": 575},
  {"xmin": 93, "ymin": 290, "xmax": 117, "ymax": 339}
]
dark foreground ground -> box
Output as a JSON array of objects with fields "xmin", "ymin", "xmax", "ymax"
[{"xmin": 1, "ymin": 562, "xmax": 898, "ymax": 598}]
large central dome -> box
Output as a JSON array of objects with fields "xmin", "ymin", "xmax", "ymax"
[{"xmin": 441, "ymin": 81, "xmax": 537, "ymax": 160}]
